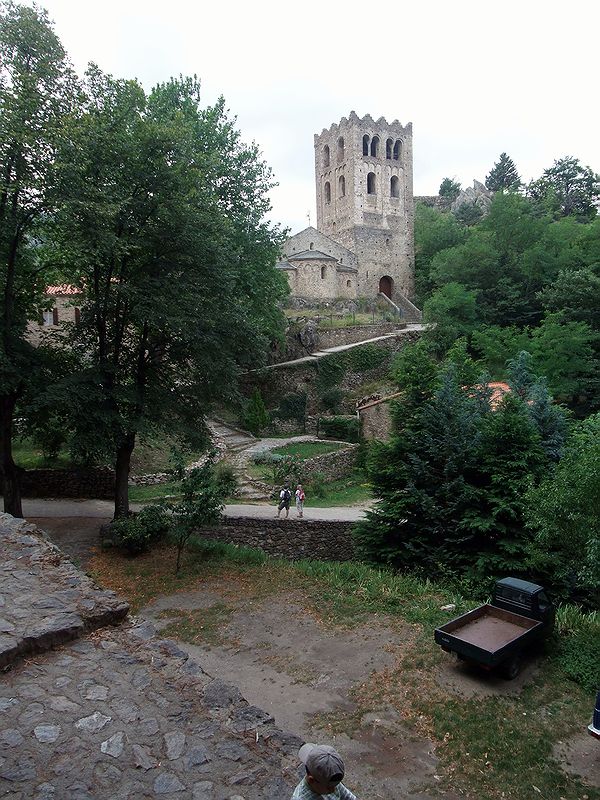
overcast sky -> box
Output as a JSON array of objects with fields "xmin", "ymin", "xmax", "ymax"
[{"xmin": 30, "ymin": 0, "xmax": 600, "ymax": 233}]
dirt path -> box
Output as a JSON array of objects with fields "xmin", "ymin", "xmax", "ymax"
[{"xmin": 138, "ymin": 582, "xmax": 461, "ymax": 800}]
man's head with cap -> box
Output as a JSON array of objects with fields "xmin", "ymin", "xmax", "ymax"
[{"xmin": 299, "ymin": 743, "xmax": 345, "ymax": 794}]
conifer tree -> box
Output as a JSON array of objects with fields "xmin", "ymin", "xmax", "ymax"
[{"xmin": 485, "ymin": 153, "xmax": 522, "ymax": 192}]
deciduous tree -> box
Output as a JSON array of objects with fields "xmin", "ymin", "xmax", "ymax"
[{"xmin": 0, "ymin": 2, "xmax": 74, "ymax": 515}]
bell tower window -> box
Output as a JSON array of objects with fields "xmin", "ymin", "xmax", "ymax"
[
  {"xmin": 339, "ymin": 175, "xmax": 345, "ymax": 197},
  {"xmin": 370, "ymin": 135, "xmax": 379, "ymax": 157},
  {"xmin": 324, "ymin": 181, "xmax": 331, "ymax": 203},
  {"xmin": 390, "ymin": 176, "xmax": 400, "ymax": 197},
  {"xmin": 337, "ymin": 137, "xmax": 345, "ymax": 162},
  {"xmin": 362, "ymin": 134, "xmax": 369, "ymax": 156},
  {"xmin": 367, "ymin": 172, "xmax": 376, "ymax": 195},
  {"xmin": 323, "ymin": 144, "xmax": 330, "ymax": 167}
]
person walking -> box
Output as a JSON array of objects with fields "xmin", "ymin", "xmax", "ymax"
[
  {"xmin": 291, "ymin": 743, "xmax": 357, "ymax": 799},
  {"xmin": 277, "ymin": 483, "xmax": 292, "ymax": 519},
  {"xmin": 295, "ymin": 484, "xmax": 305, "ymax": 518}
]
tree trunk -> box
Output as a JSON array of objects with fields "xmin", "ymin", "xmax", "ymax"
[
  {"xmin": 0, "ymin": 393, "xmax": 23, "ymax": 518},
  {"xmin": 114, "ymin": 432, "xmax": 135, "ymax": 519}
]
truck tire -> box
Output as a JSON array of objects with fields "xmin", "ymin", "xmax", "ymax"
[{"xmin": 501, "ymin": 655, "xmax": 521, "ymax": 680}]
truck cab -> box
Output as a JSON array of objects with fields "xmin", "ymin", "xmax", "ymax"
[{"xmin": 493, "ymin": 578, "xmax": 555, "ymax": 629}]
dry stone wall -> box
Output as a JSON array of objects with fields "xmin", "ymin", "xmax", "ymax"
[
  {"xmin": 0, "ymin": 467, "xmax": 115, "ymax": 499},
  {"xmin": 194, "ymin": 516, "xmax": 355, "ymax": 562}
]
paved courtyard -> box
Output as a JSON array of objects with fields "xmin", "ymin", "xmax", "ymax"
[{"xmin": 0, "ymin": 513, "xmax": 302, "ymax": 799}]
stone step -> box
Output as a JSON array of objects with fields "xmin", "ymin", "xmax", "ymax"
[{"xmin": 0, "ymin": 513, "xmax": 129, "ymax": 669}]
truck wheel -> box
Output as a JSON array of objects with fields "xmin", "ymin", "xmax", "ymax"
[{"xmin": 502, "ymin": 656, "xmax": 521, "ymax": 680}]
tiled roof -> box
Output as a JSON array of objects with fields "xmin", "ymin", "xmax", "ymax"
[
  {"xmin": 336, "ymin": 264, "xmax": 358, "ymax": 273},
  {"xmin": 46, "ymin": 284, "xmax": 83, "ymax": 296},
  {"xmin": 287, "ymin": 250, "xmax": 337, "ymax": 261},
  {"xmin": 275, "ymin": 261, "xmax": 297, "ymax": 271}
]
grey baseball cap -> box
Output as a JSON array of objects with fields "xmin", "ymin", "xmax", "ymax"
[{"xmin": 298, "ymin": 743, "xmax": 345, "ymax": 784}]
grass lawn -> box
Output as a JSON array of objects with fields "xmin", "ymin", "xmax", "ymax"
[
  {"xmin": 128, "ymin": 480, "xmax": 182, "ymax": 502},
  {"xmin": 89, "ymin": 541, "xmax": 600, "ymax": 800},
  {"xmin": 13, "ymin": 437, "xmax": 73, "ymax": 469},
  {"xmin": 307, "ymin": 475, "xmax": 372, "ymax": 506},
  {"xmin": 268, "ymin": 441, "xmax": 344, "ymax": 459}
]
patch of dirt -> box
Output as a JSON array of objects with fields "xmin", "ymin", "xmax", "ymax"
[
  {"xmin": 141, "ymin": 587, "xmax": 462, "ymax": 799},
  {"xmin": 28, "ymin": 516, "xmax": 106, "ymax": 567},
  {"xmin": 435, "ymin": 652, "xmax": 542, "ymax": 699},
  {"xmin": 553, "ymin": 732, "xmax": 600, "ymax": 788}
]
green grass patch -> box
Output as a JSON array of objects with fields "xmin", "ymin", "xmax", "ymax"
[
  {"xmin": 159, "ymin": 603, "xmax": 235, "ymax": 646},
  {"xmin": 307, "ymin": 476, "xmax": 372, "ymax": 507},
  {"xmin": 13, "ymin": 437, "xmax": 73, "ymax": 469},
  {"xmin": 128, "ymin": 481, "xmax": 182, "ymax": 502},
  {"xmin": 269, "ymin": 441, "xmax": 344, "ymax": 459}
]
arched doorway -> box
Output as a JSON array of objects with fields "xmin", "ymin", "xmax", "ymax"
[{"xmin": 379, "ymin": 275, "xmax": 393, "ymax": 298}]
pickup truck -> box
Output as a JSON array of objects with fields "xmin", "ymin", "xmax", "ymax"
[{"xmin": 434, "ymin": 577, "xmax": 554, "ymax": 679}]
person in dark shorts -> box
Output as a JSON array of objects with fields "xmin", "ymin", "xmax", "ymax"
[{"xmin": 277, "ymin": 483, "xmax": 292, "ymax": 519}]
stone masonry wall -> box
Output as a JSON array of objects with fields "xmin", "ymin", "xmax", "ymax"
[
  {"xmin": 359, "ymin": 400, "xmax": 395, "ymax": 441},
  {"xmin": 301, "ymin": 444, "xmax": 358, "ymax": 481},
  {"xmin": 195, "ymin": 516, "xmax": 355, "ymax": 562},
  {"xmin": 316, "ymin": 321, "xmax": 403, "ymax": 349},
  {"xmin": 0, "ymin": 467, "xmax": 116, "ymax": 499}
]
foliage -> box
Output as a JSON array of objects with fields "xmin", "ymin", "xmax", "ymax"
[
  {"xmin": 109, "ymin": 505, "xmax": 170, "ymax": 555},
  {"xmin": 162, "ymin": 454, "xmax": 236, "ymax": 573},
  {"xmin": 273, "ymin": 391, "xmax": 307, "ymax": 426},
  {"xmin": 438, "ymin": 177, "xmax": 461, "ymax": 200},
  {"xmin": 344, "ymin": 343, "xmax": 389, "ymax": 373},
  {"xmin": 305, "ymin": 470, "xmax": 327, "ymax": 499},
  {"xmin": 414, "ymin": 203, "xmax": 465, "ymax": 301},
  {"xmin": 557, "ymin": 624, "xmax": 600, "ymax": 693},
  {"xmin": 0, "ymin": 2, "xmax": 76, "ymax": 514},
  {"xmin": 526, "ymin": 414, "xmax": 600, "ymax": 598},
  {"xmin": 45, "ymin": 70, "xmax": 286, "ymax": 517},
  {"xmin": 319, "ymin": 387, "xmax": 345, "ymax": 413},
  {"xmin": 423, "ymin": 282, "xmax": 479, "ymax": 356},
  {"xmin": 528, "ymin": 156, "xmax": 600, "ymax": 220},
  {"xmin": 453, "ymin": 201, "xmax": 483, "ymax": 227},
  {"xmin": 243, "ymin": 388, "xmax": 269, "ymax": 436},
  {"xmin": 271, "ymin": 453, "xmax": 301, "ymax": 485},
  {"xmin": 315, "ymin": 354, "xmax": 345, "ymax": 391},
  {"xmin": 355, "ymin": 357, "xmax": 560, "ymax": 584},
  {"xmin": 319, "ymin": 415, "xmax": 360, "ymax": 443},
  {"xmin": 485, "ymin": 152, "xmax": 522, "ymax": 192}
]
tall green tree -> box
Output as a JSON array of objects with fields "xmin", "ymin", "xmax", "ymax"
[
  {"xmin": 0, "ymin": 2, "xmax": 74, "ymax": 515},
  {"xmin": 485, "ymin": 152, "xmax": 522, "ymax": 192},
  {"xmin": 528, "ymin": 156, "xmax": 600, "ymax": 220},
  {"xmin": 526, "ymin": 414, "xmax": 600, "ymax": 597},
  {"xmin": 50, "ymin": 70, "xmax": 286, "ymax": 517},
  {"xmin": 438, "ymin": 177, "xmax": 461, "ymax": 201}
]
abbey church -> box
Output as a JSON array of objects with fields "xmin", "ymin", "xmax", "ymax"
[{"xmin": 276, "ymin": 111, "xmax": 421, "ymax": 319}]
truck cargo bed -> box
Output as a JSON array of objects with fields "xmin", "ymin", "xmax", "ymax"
[{"xmin": 442, "ymin": 605, "xmax": 539, "ymax": 651}]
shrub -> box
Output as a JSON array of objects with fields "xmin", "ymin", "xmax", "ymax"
[
  {"xmin": 319, "ymin": 415, "xmax": 360, "ymax": 443},
  {"xmin": 320, "ymin": 387, "xmax": 345, "ymax": 413},
  {"xmin": 243, "ymin": 388, "xmax": 269, "ymax": 436},
  {"xmin": 345, "ymin": 344, "xmax": 389, "ymax": 373},
  {"xmin": 305, "ymin": 471, "xmax": 327, "ymax": 499},
  {"xmin": 273, "ymin": 391, "xmax": 307, "ymax": 426},
  {"xmin": 110, "ymin": 505, "xmax": 170, "ymax": 555}
]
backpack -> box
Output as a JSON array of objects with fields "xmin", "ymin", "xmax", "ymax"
[{"xmin": 283, "ymin": 488, "xmax": 292, "ymax": 501}]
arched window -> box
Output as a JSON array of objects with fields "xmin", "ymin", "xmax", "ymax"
[
  {"xmin": 367, "ymin": 172, "xmax": 376, "ymax": 195},
  {"xmin": 324, "ymin": 181, "xmax": 331, "ymax": 203},
  {"xmin": 390, "ymin": 175, "xmax": 400, "ymax": 198},
  {"xmin": 337, "ymin": 136, "xmax": 345, "ymax": 162},
  {"xmin": 393, "ymin": 139, "xmax": 402, "ymax": 160},
  {"xmin": 339, "ymin": 175, "xmax": 345, "ymax": 197},
  {"xmin": 323, "ymin": 145, "xmax": 330, "ymax": 167},
  {"xmin": 386, "ymin": 138, "xmax": 393, "ymax": 159},
  {"xmin": 309, "ymin": 242, "xmax": 314, "ymax": 250},
  {"xmin": 362, "ymin": 134, "xmax": 369, "ymax": 156},
  {"xmin": 321, "ymin": 266, "xmax": 326, "ymax": 280},
  {"xmin": 370, "ymin": 135, "xmax": 379, "ymax": 157},
  {"xmin": 346, "ymin": 280, "xmax": 351, "ymax": 288}
]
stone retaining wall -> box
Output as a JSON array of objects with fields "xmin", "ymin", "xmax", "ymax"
[
  {"xmin": 317, "ymin": 322, "xmax": 403, "ymax": 349},
  {"xmin": 196, "ymin": 515, "xmax": 355, "ymax": 561},
  {"xmin": 302, "ymin": 444, "xmax": 358, "ymax": 480},
  {"xmin": 0, "ymin": 467, "xmax": 115, "ymax": 499}
]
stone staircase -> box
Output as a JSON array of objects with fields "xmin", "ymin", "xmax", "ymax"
[{"xmin": 208, "ymin": 419, "xmax": 272, "ymax": 502}]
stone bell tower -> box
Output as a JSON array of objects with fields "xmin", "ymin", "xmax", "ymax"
[{"xmin": 314, "ymin": 111, "xmax": 415, "ymax": 302}]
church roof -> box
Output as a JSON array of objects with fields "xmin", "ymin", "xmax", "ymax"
[
  {"xmin": 287, "ymin": 250, "xmax": 337, "ymax": 261},
  {"xmin": 336, "ymin": 264, "xmax": 358, "ymax": 273},
  {"xmin": 275, "ymin": 261, "xmax": 297, "ymax": 271}
]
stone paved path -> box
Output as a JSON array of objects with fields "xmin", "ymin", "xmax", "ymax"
[
  {"xmin": 0, "ymin": 514, "xmax": 302, "ymax": 799},
  {"xmin": 0, "ymin": 514, "xmax": 128, "ymax": 669}
]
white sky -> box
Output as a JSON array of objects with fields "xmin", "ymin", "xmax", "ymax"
[{"xmin": 31, "ymin": 0, "xmax": 600, "ymax": 233}]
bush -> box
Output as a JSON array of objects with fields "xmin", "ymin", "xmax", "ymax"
[
  {"xmin": 273, "ymin": 391, "xmax": 307, "ymax": 426},
  {"xmin": 319, "ymin": 415, "xmax": 360, "ymax": 443},
  {"xmin": 557, "ymin": 623, "xmax": 600, "ymax": 692},
  {"xmin": 110, "ymin": 505, "xmax": 170, "ymax": 555},
  {"xmin": 305, "ymin": 471, "xmax": 327, "ymax": 499},
  {"xmin": 243, "ymin": 388, "xmax": 269, "ymax": 436},
  {"xmin": 320, "ymin": 387, "xmax": 345, "ymax": 413}
]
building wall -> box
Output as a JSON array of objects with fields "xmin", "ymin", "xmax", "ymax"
[
  {"xmin": 26, "ymin": 294, "xmax": 82, "ymax": 345},
  {"xmin": 359, "ymin": 401, "xmax": 395, "ymax": 441}
]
